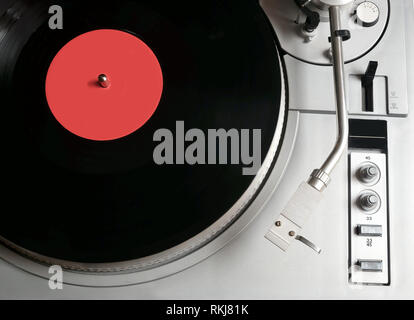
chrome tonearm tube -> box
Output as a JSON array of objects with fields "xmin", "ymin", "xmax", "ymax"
[
  {"xmin": 266, "ymin": 1, "xmax": 351, "ymax": 253},
  {"xmin": 308, "ymin": 5, "xmax": 349, "ymax": 192}
]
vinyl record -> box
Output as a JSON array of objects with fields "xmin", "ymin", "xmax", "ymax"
[{"xmin": 0, "ymin": 0, "xmax": 287, "ymax": 269}]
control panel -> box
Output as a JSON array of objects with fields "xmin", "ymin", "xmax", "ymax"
[
  {"xmin": 260, "ymin": 0, "xmax": 390, "ymax": 65},
  {"xmin": 262, "ymin": 0, "xmax": 409, "ymax": 118},
  {"xmin": 348, "ymin": 120, "xmax": 390, "ymax": 285}
]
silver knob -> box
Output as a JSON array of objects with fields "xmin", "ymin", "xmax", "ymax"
[
  {"xmin": 359, "ymin": 192, "xmax": 380, "ymax": 212},
  {"xmin": 358, "ymin": 164, "xmax": 379, "ymax": 184},
  {"xmin": 355, "ymin": 1, "xmax": 380, "ymax": 28}
]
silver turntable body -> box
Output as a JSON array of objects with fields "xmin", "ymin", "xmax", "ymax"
[{"xmin": 0, "ymin": 0, "xmax": 413, "ymax": 299}]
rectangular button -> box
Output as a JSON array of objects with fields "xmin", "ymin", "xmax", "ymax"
[
  {"xmin": 358, "ymin": 259, "xmax": 383, "ymax": 272},
  {"xmin": 356, "ymin": 224, "xmax": 383, "ymax": 237}
]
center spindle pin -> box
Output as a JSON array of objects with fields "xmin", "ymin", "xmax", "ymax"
[{"xmin": 98, "ymin": 74, "xmax": 111, "ymax": 88}]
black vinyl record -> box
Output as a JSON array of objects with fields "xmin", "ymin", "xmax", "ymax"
[{"xmin": 0, "ymin": 0, "xmax": 286, "ymax": 265}]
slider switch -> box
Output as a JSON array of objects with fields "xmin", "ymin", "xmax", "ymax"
[
  {"xmin": 357, "ymin": 259, "xmax": 383, "ymax": 272},
  {"xmin": 356, "ymin": 224, "xmax": 383, "ymax": 237}
]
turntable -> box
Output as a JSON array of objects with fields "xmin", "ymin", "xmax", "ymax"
[{"xmin": 0, "ymin": 0, "xmax": 413, "ymax": 299}]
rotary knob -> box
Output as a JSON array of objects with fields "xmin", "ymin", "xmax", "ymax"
[
  {"xmin": 355, "ymin": 1, "xmax": 380, "ymax": 27},
  {"xmin": 358, "ymin": 163, "xmax": 380, "ymax": 184},
  {"xmin": 359, "ymin": 192, "xmax": 380, "ymax": 212}
]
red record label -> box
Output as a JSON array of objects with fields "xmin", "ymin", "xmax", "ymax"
[{"xmin": 45, "ymin": 29, "xmax": 163, "ymax": 141}]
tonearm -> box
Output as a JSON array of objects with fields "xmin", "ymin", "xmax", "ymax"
[{"xmin": 266, "ymin": 0, "xmax": 353, "ymax": 253}]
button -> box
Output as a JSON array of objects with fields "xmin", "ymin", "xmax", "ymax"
[
  {"xmin": 357, "ymin": 259, "xmax": 383, "ymax": 272},
  {"xmin": 356, "ymin": 224, "xmax": 383, "ymax": 237}
]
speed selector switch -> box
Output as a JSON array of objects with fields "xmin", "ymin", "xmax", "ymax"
[
  {"xmin": 358, "ymin": 163, "xmax": 380, "ymax": 184},
  {"xmin": 358, "ymin": 191, "xmax": 380, "ymax": 213}
]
